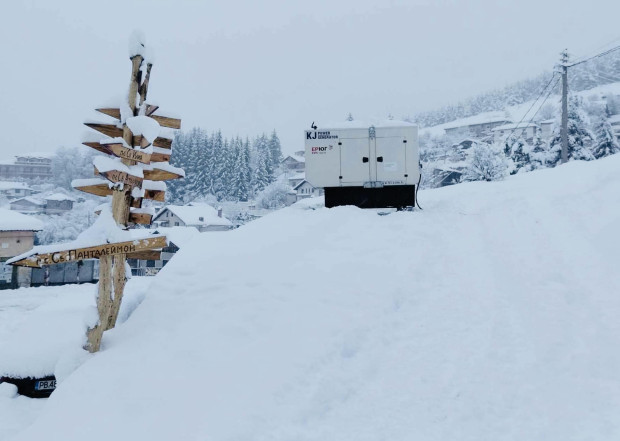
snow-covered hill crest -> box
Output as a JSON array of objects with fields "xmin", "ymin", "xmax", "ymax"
[{"xmin": 12, "ymin": 155, "xmax": 620, "ymax": 441}]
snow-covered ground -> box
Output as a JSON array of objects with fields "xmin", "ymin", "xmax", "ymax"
[{"xmin": 3, "ymin": 154, "xmax": 620, "ymax": 440}]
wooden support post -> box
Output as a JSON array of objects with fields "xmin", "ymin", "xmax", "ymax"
[
  {"xmin": 106, "ymin": 54, "xmax": 144, "ymax": 331},
  {"xmin": 85, "ymin": 256, "xmax": 113, "ymax": 353}
]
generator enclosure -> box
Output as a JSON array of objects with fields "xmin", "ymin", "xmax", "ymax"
[{"xmin": 305, "ymin": 123, "xmax": 420, "ymax": 208}]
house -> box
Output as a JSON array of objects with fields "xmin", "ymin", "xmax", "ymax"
[
  {"xmin": 127, "ymin": 226, "xmax": 199, "ymax": 277},
  {"xmin": 293, "ymin": 180, "xmax": 323, "ymax": 200},
  {"xmin": 153, "ymin": 203, "xmax": 232, "ymax": 232},
  {"xmin": 43, "ymin": 193, "xmax": 76, "ymax": 214},
  {"xmin": 444, "ymin": 114, "xmax": 513, "ymax": 138},
  {"xmin": 9, "ymin": 193, "xmax": 75, "ymax": 215},
  {"xmin": 0, "ymin": 154, "xmax": 53, "ymax": 181},
  {"xmin": 287, "ymin": 171, "xmax": 306, "ymax": 188},
  {"xmin": 0, "ymin": 208, "xmax": 43, "ymax": 289},
  {"xmin": 281, "ymin": 153, "xmax": 305, "ymax": 172},
  {"xmin": 492, "ymin": 122, "xmax": 540, "ymax": 144},
  {"xmin": 9, "ymin": 196, "xmax": 46, "ymax": 214},
  {"xmin": 0, "ymin": 182, "xmax": 34, "ymax": 200}
]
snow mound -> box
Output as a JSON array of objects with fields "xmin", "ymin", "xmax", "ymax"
[{"xmin": 10, "ymin": 155, "xmax": 620, "ymax": 441}]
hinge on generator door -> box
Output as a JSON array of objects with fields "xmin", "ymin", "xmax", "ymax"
[{"xmin": 368, "ymin": 126, "xmax": 376, "ymax": 139}]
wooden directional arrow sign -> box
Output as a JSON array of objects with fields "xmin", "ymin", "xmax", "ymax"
[
  {"xmin": 143, "ymin": 167, "xmax": 183, "ymax": 181},
  {"xmin": 95, "ymin": 166, "xmax": 143, "ymax": 188},
  {"xmin": 106, "ymin": 144, "xmax": 152, "ymax": 164},
  {"xmin": 94, "ymin": 209, "xmax": 153, "ymax": 225},
  {"xmin": 96, "ymin": 108, "xmax": 181, "ymax": 129},
  {"xmin": 10, "ymin": 236, "xmax": 167, "ymax": 268},
  {"xmin": 84, "ymin": 123, "xmax": 173, "ymax": 149},
  {"xmin": 74, "ymin": 181, "xmax": 164, "ymax": 203}
]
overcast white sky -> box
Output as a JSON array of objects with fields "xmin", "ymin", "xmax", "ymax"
[{"xmin": 2, "ymin": 0, "xmax": 620, "ymax": 158}]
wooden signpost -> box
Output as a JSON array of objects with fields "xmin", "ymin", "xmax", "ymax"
[{"xmin": 10, "ymin": 35, "xmax": 183, "ymax": 353}]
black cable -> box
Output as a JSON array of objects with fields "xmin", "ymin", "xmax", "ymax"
[{"xmin": 415, "ymin": 172, "xmax": 423, "ymax": 210}]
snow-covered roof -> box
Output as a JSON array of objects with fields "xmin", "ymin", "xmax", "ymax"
[
  {"xmin": 44, "ymin": 193, "xmax": 76, "ymax": 202},
  {"xmin": 153, "ymin": 203, "xmax": 232, "ymax": 227},
  {"xmin": 0, "ymin": 181, "xmax": 31, "ymax": 191},
  {"xmin": 288, "ymin": 172, "xmax": 305, "ymax": 180},
  {"xmin": 317, "ymin": 119, "xmax": 416, "ymax": 130},
  {"xmin": 540, "ymin": 119, "xmax": 555, "ymax": 125},
  {"xmin": 0, "ymin": 208, "xmax": 43, "ymax": 231},
  {"xmin": 15, "ymin": 151, "xmax": 55, "ymax": 159},
  {"xmin": 492, "ymin": 122, "xmax": 539, "ymax": 131},
  {"xmin": 442, "ymin": 112, "xmax": 512, "ymax": 130},
  {"xmin": 282, "ymin": 155, "xmax": 305, "ymax": 163},
  {"xmin": 10, "ymin": 196, "xmax": 45, "ymax": 206},
  {"xmin": 293, "ymin": 180, "xmax": 314, "ymax": 191},
  {"xmin": 608, "ymin": 114, "xmax": 620, "ymax": 124}
]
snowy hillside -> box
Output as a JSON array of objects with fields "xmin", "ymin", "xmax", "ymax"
[{"xmin": 6, "ymin": 155, "xmax": 620, "ymax": 440}]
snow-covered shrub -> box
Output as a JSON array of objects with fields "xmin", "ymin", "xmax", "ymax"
[{"xmin": 462, "ymin": 144, "xmax": 509, "ymax": 182}]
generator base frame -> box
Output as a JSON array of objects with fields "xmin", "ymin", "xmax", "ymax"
[{"xmin": 324, "ymin": 185, "xmax": 415, "ymax": 209}]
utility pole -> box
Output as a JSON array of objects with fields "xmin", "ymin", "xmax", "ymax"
[{"xmin": 560, "ymin": 49, "xmax": 569, "ymax": 164}]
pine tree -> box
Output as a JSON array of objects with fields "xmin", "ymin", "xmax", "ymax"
[
  {"xmin": 547, "ymin": 95, "xmax": 595, "ymax": 166},
  {"xmin": 507, "ymin": 138, "xmax": 531, "ymax": 174},
  {"xmin": 253, "ymin": 147, "xmax": 270, "ymax": 193},
  {"xmin": 592, "ymin": 117, "xmax": 620, "ymax": 159},
  {"xmin": 267, "ymin": 130, "xmax": 283, "ymax": 175}
]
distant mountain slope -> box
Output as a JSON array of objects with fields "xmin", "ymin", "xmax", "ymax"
[
  {"xmin": 413, "ymin": 50, "xmax": 620, "ymax": 128},
  {"xmin": 13, "ymin": 154, "xmax": 620, "ymax": 441}
]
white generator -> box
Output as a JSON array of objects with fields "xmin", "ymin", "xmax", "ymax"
[{"xmin": 304, "ymin": 122, "xmax": 420, "ymax": 208}]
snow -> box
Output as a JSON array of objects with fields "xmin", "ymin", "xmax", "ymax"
[
  {"xmin": 93, "ymin": 156, "xmax": 144, "ymax": 178},
  {"xmin": 43, "ymin": 193, "xmax": 76, "ymax": 202},
  {"xmin": 0, "ymin": 182, "xmax": 31, "ymax": 191},
  {"xmin": 71, "ymin": 178, "xmax": 112, "ymax": 189},
  {"xmin": 128, "ymin": 30, "xmax": 146, "ymax": 58},
  {"xmin": 126, "ymin": 116, "xmax": 160, "ymax": 144},
  {"xmin": 153, "ymin": 203, "xmax": 231, "ymax": 227},
  {"xmin": 0, "ymin": 278, "xmax": 153, "ymax": 441},
  {"xmin": 317, "ymin": 119, "xmax": 416, "ymax": 130},
  {"xmin": 99, "ymin": 136, "xmax": 130, "ymax": 147},
  {"xmin": 492, "ymin": 122, "xmax": 539, "ymax": 131},
  {"xmin": 142, "ymin": 180, "xmax": 166, "ymax": 191},
  {"xmin": 5, "ymin": 155, "xmax": 620, "ymax": 440},
  {"xmin": 0, "ymin": 208, "xmax": 43, "ymax": 231},
  {"xmin": 142, "ymin": 162, "xmax": 185, "ymax": 177},
  {"xmin": 9, "ymin": 197, "xmax": 45, "ymax": 207}
]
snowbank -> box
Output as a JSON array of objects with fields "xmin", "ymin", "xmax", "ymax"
[
  {"xmin": 8, "ymin": 155, "xmax": 620, "ymax": 440},
  {"xmin": 0, "ymin": 208, "xmax": 43, "ymax": 232}
]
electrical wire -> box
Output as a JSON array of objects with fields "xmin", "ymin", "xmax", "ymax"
[
  {"xmin": 570, "ymin": 36, "xmax": 620, "ymax": 65},
  {"xmin": 569, "ymin": 44, "xmax": 620, "ymax": 67},
  {"xmin": 502, "ymin": 72, "xmax": 558, "ymax": 144},
  {"xmin": 415, "ymin": 173, "xmax": 423, "ymax": 210}
]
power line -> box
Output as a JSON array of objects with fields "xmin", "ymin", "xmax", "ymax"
[
  {"xmin": 571, "ymin": 35, "xmax": 620, "ymax": 64},
  {"xmin": 502, "ymin": 72, "xmax": 558, "ymax": 144},
  {"xmin": 569, "ymin": 44, "xmax": 620, "ymax": 67}
]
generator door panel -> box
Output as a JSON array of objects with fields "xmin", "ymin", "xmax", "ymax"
[
  {"xmin": 375, "ymin": 136, "xmax": 407, "ymax": 185},
  {"xmin": 339, "ymin": 137, "xmax": 371, "ymax": 185}
]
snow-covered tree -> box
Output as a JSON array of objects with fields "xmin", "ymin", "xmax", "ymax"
[
  {"xmin": 462, "ymin": 144, "xmax": 508, "ymax": 182},
  {"xmin": 547, "ymin": 95, "xmax": 594, "ymax": 166},
  {"xmin": 592, "ymin": 117, "xmax": 620, "ymax": 159}
]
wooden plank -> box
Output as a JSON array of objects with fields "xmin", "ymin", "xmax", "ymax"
[
  {"xmin": 82, "ymin": 142, "xmax": 112, "ymax": 155},
  {"xmin": 128, "ymin": 211, "xmax": 153, "ymax": 225},
  {"xmin": 151, "ymin": 151, "xmax": 171, "ymax": 163},
  {"xmin": 130, "ymin": 197, "xmax": 142, "ymax": 208},
  {"xmin": 96, "ymin": 107, "xmax": 181, "ymax": 129},
  {"xmin": 151, "ymin": 115, "xmax": 182, "ymax": 129},
  {"xmin": 84, "ymin": 123, "xmax": 123, "ymax": 139},
  {"xmin": 96, "ymin": 108, "xmax": 121, "ymax": 119},
  {"xmin": 10, "ymin": 236, "xmax": 167, "ymax": 268},
  {"xmin": 126, "ymin": 250, "xmax": 161, "ymax": 260},
  {"xmin": 107, "ymin": 144, "xmax": 152, "ymax": 164},
  {"xmin": 94, "ymin": 209, "xmax": 152, "ymax": 225},
  {"xmin": 143, "ymin": 168, "xmax": 183, "ymax": 181},
  {"xmin": 95, "ymin": 166, "xmax": 143, "ymax": 188},
  {"xmin": 144, "ymin": 189, "xmax": 165, "ymax": 202},
  {"xmin": 152, "ymin": 137, "xmax": 172, "ymax": 149},
  {"xmin": 74, "ymin": 182, "xmax": 113, "ymax": 197}
]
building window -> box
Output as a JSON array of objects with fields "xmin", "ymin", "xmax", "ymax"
[
  {"xmin": 174, "ymin": 222, "xmax": 179, "ymax": 226},
  {"xmin": 146, "ymin": 260, "xmax": 156, "ymax": 268}
]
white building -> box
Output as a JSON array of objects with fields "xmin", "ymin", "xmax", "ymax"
[
  {"xmin": 444, "ymin": 114, "xmax": 513, "ymax": 138},
  {"xmin": 492, "ymin": 122, "xmax": 540, "ymax": 143},
  {"xmin": 0, "ymin": 208, "xmax": 43, "ymax": 289},
  {"xmin": 0, "ymin": 182, "xmax": 34, "ymax": 200},
  {"xmin": 293, "ymin": 180, "xmax": 323, "ymax": 200},
  {"xmin": 152, "ymin": 203, "xmax": 232, "ymax": 232}
]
